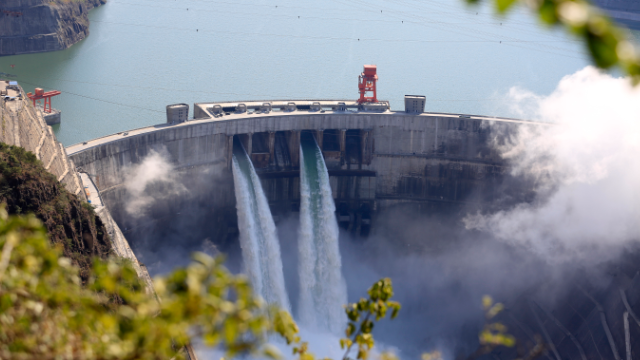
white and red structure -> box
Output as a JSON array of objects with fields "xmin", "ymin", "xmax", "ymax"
[{"xmin": 357, "ymin": 65, "xmax": 378, "ymax": 104}]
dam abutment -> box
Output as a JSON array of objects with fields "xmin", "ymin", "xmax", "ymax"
[{"xmin": 0, "ymin": 81, "xmax": 156, "ymax": 300}]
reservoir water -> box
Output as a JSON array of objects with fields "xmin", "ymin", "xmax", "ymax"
[{"xmin": 1, "ymin": 0, "xmax": 627, "ymax": 146}]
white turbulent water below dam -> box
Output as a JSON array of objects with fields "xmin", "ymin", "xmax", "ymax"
[
  {"xmin": 298, "ymin": 134, "xmax": 348, "ymax": 334},
  {"xmin": 231, "ymin": 143, "xmax": 290, "ymax": 311}
]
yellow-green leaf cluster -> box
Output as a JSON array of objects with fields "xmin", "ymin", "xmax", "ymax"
[
  {"xmin": 0, "ymin": 208, "xmax": 290, "ymax": 360},
  {"xmin": 0, "ymin": 208, "xmax": 524, "ymax": 360},
  {"xmin": 421, "ymin": 350, "xmax": 443, "ymax": 360},
  {"xmin": 340, "ymin": 278, "xmax": 401, "ymax": 360},
  {"xmin": 478, "ymin": 296, "xmax": 516, "ymax": 348}
]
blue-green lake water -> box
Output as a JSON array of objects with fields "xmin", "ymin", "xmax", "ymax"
[{"xmin": 2, "ymin": 0, "xmax": 634, "ymax": 146}]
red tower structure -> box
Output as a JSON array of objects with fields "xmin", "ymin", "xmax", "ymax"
[
  {"xmin": 27, "ymin": 88, "xmax": 61, "ymax": 113},
  {"xmin": 357, "ymin": 65, "xmax": 378, "ymax": 104}
]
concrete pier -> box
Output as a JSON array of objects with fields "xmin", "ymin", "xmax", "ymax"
[{"xmin": 39, "ymin": 107, "xmax": 61, "ymax": 125}]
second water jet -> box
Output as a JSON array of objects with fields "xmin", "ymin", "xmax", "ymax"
[{"xmin": 298, "ymin": 132, "xmax": 348, "ymax": 334}]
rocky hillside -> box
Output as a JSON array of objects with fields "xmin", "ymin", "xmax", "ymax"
[
  {"xmin": 0, "ymin": 143, "xmax": 112, "ymax": 282},
  {"xmin": 0, "ymin": 0, "xmax": 106, "ymax": 56}
]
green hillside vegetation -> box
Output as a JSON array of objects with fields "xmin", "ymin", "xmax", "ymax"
[
  {"xmin": 0, "ymin": 206, "xmax": 410, "ymax": 359},
  {"xmin": 0, "ymin": 141, "xmax": 525, "ymax": 359},
  {"xmin": 0, "ymin": 143, "xmax": 112, "ymax": 282},
  {"xmin": 0, "ymin": 206, "xmax": 525, "ymax": 359}
]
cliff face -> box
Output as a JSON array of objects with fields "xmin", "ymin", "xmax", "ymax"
[
  {"xmin": 0, "ymin": 143, "xmax": 113, "ymax": 282},
  {"xmin": 0, "ymin": 80, "xmax": 157, "ymax": 294},
  {"xmin": 0, "ymin": 0, "xmax": 106, "ymax": 56}
]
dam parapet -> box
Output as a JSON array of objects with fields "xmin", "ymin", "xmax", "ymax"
[{"xmin": 194, "ymin": 99, "xmax": 391, "ymax": 119}]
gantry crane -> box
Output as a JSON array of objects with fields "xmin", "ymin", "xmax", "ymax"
[
  {"xmin": 357, "ymin": 65, "xmax": 378, "ymax": 104},
  {"xmin": 27, "ymin": 88, "xmax": 61, "ymax": 113}
]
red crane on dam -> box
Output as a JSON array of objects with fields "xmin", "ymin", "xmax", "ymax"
[
  {"xmin": 357, "ymin": 65, "xmax": 378, "ymax": 104},
  {"xmin": 27, "ymin": 87, "xmax": 61, "ymax": 113}
]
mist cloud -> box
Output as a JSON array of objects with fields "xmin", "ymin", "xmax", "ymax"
[
  {"xmin": 123, "ymin": 148, "xmax": 187, "ymax": 217},
  {"xmin": 465, "ymin": 67, "xmax": 640, "ymax": 262}
]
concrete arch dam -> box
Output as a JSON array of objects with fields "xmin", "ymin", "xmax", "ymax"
[
  {"xmin": 66, "ymin": 101, "xmax": 640, "ymax": 360},
  {"xmin": 67, "ymin": 103, "xmax": 530, "ymax": 263}
]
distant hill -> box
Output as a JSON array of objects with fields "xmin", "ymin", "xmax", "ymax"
[
  {"xmin": 594, "ymin": 0, "xmax": 640, "ymax": 30},
  {"xmin": 0, "ymin": 0, "xmax": 106, "ymax": 56}
]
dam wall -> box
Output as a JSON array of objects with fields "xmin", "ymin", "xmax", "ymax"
[{"xmin": 67, "ymin": 107, "xmax": 531, "ymax": 242}]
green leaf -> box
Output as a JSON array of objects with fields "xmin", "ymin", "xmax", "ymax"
[
  {"xmin": 390, "ymin": 303, "xmax": 400, "ymax": 319},
  {"xmin": 360, "ymin": 319, "xmax": 374, "ymax": 334},
  {"xmin": 340, "ymin": 337, "xmax": 353, "ymax": 349},
  {"xmin": 586, "ymin": 31, "xmax": 618, "ymax": 68},
  {"xmin": 346, "ymin": 322, "xmax": 356, "ymax": 337},
  {"xmin": 495, "ymin": 0, "xmax": 518, "ymax": 13},
  {"xmin": 538, "ymin": 0, "xmax": 560, "ymax": 25}
]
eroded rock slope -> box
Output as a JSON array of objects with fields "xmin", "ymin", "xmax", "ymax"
[{"xmin": 0, "ymin": 0, "xmax": 106, "ymax": 56}]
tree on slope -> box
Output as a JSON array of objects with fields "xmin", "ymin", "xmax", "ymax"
[{"xmin": 0, "ymin": 208, "xmax": 408, "ymax": 360}]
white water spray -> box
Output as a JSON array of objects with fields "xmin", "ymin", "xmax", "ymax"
[
  {"xmin": 232, "ymin": 142, "xmax": 290, "ymax": 310},
  {"xmin": 298, "ymin": 134, "xmax": 348, "ymax": 334}
]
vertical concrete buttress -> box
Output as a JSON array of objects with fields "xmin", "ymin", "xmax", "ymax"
[
  {"xmin": 246, "ymin": 132, "xmax": 253, "ymax": 155},
  {"xmin": 288, "ymin": 130, "xmax": 300, "ymax": 167},
  {"xmin": 339, "ymin": 129, "xmax": 347, "ymax": 164},
  {"xmin": 361, "ymin": 129, "xmax": 371, "ymax": 164},
  {"xmin": 226, "ymin": 135, "xmax": 233, "ymax": 169},
  {"xmin": 315, "ymin": 130, "xmax": 324, "ymax": 151},
  {"xmin": 268, "ymin": 131, "xmax": 276, "ymax": 159}
]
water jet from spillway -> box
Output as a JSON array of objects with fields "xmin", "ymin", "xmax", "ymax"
[
  {"xmin": 232, "ymin": 140, "xmax": 290, "ymax": 310},
  {"xmin": 298, "ymin": 132, "xmax": 348, "ymax": 334}
]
